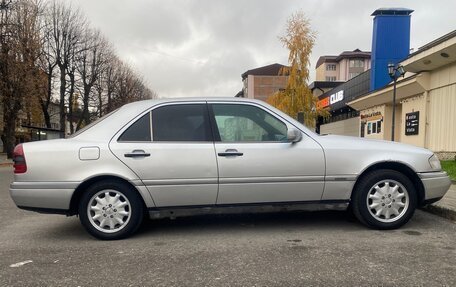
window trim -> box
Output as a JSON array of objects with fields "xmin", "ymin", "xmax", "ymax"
[
  {"xmin": 208, "ymin": 102, "xmax": 290, "ymax": 144},
  {"xmin": 113, "ymin": 101, "xmax": 305, "ymax": 144}
]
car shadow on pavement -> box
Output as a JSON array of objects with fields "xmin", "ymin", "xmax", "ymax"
[
  {"xmin": 40, "ymin": 217, "xmax": 89, "ymax": 240},
  {"xmin": 134, "ymin": 210, "xmax": 362, "ymax": 238},
  {"xmin": 41, "ymin": 210, "xmax": 429, "ymax": 241}
]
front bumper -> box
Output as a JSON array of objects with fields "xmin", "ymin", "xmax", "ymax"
[
  {"xmin": 418, "ymin": 171, "xmax": 452, "ymax": 200},
  {"xmin": 9, "ymin": 181, "xmax": 77, "ymax": 211}
]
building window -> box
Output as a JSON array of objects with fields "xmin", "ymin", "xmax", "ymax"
[
  {"xmin": 326, "ymin": 64, "xmax": 336, "ymax": 71},
  {"xmin": 325, "ymin": 76, "xmax": 337, "ymax": 82},
  {"xmin": 366, "ymin": 120, "xmax": 382, "ymax": 135},
  {"xmin": 349, "ymin": 59, "xmax": 364, "ymax": 68}
]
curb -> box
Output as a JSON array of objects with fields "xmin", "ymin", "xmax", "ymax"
[{"xmin": 421, "ymin": 204, "xmax": 456, "ymax": 221}]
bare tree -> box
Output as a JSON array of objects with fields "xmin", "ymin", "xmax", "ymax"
[
  {"xmin": 36, "ymin": 2, "xmax": 56, "ymax": 128},
  {"xmin": 75, "ymin": 28, "xmax": 111, "ymax": 129},
  {"xmin": 45, "ymin": 0, "xmax": 86, "ymax": 135},
  {"xmin": 1, "ymin": 0, "xmax": 157, "ymax": 146},
  {"xmin": 0, "ymin": 0, "xmax": 44, "ymax": 157}
]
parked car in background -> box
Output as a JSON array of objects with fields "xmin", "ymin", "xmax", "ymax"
[{"xmin": 10, "ymin": 98, "xmax": 451, "ymax": 240}]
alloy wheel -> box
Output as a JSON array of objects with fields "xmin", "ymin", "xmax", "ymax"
[
  {"xmin": 87, "ymin": 189, "xmax": 131, "ymax": 233},
  {"xmin": 366, "ymin": 179, "xmax": 409, "ymax": 223}
]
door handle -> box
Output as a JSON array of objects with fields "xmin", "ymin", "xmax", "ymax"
[
  {"xmin": 124, "ymin": 150, "xmax": 150, "ymax": 158},
  {"xmin": 218, "ymin": 149, "xmax": 243, "ymax": 157}
]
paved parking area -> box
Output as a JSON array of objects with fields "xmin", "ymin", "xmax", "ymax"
[{"xmin": 0, "ymin": 166, "xmax": 455, "ymax": 286}]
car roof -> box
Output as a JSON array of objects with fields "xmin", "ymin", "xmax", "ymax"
[
  {"xmin": 73, "ymin": 97, "xmax": 317, "ymax": 142},
  {"xmin": 121, "ymin": 97, "xmax": 265, "ymax": 109}
]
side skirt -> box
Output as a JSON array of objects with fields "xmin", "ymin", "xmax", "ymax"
[{"xmin": 148, "ymin": 200, "xmax": 349, "ymax": 220}]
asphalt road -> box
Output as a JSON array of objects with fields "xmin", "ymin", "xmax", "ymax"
[{"xmin": 0, "ymin": 166, "xmax": 455, "ymax": 286}]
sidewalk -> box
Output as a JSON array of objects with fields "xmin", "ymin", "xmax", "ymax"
[
  {"xmin": 422, "ymin": 183, "xmax": 456, "ymax": 221},
  {"xmin": 0, "ymin": 153, "xmax": 13, "ymax": 167}
]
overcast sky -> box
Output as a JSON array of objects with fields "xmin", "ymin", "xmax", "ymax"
[{"xmin": 68, "ymin": 0, "xmax": 456, "ymax": 98}]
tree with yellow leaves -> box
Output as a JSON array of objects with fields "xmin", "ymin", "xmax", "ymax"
[{"xmin": 267, "ymin": 11, "xmax": 327, "ymax": 128}]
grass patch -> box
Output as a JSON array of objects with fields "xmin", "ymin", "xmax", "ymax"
[{"xmin": 441, "ymin": 160, "xmax": 456, "ymax": 181}]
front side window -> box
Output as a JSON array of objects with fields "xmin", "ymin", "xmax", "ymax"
[
  {"xmin": 152, "ymin": 104, "xmax": 212, "ymax": 141},
  {"xmin": 211, "ymin": 104, "xmax": 287, "ymax": 142}
]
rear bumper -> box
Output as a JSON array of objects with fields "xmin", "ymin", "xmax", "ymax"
[
  {"xmin": 418, "ymin": 171, "xmax": 452, "ymax": 200},
  {"xmin": 9, "ymin": 182, "xmax": 77, "ymax": 211}
]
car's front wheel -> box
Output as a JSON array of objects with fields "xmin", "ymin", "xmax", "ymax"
[
  {"xmin": 78, "ymin": 180, "xmax": 144, "ymax": 240},
  {"xmin": 352, "ymin": 169, "xmax": 417, "ymax": 229}
]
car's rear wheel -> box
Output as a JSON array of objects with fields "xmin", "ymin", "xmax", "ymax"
[
  {"xmin": 78, "ymin": 180, "xmax": 144, "ymax": 240},
  {"xmin": 352, "ymin": 169, "xmax": 417, "ymax": 229}
]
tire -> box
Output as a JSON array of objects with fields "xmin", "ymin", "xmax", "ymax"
[
  {"xmin": 78, "ymin": 180, "xmax": 144, "ymax": 240},
  {"xmin": 351, "ymin": 169, "xmax": 417, "ymax": 229}
]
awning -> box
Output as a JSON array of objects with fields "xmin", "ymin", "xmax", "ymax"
[{"xmin": 347, "ymin": 72, "xmax": 430, "ymax": 110}]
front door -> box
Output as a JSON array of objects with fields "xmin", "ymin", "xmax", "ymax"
[
  {"xmin": 209, "ymin": 102, "xmax": 325, "ymax": 205},
  {"xmin": 109, "ymin": 102, "xmax": 218, "ymax": 207}
]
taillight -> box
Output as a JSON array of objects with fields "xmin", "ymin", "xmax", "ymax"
[{"xmin": 13, "ymin": 144, "xmax": 27, "ymax": 174}]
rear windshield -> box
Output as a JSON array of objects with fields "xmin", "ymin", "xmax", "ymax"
[{"xmin": 68, "ymin": 109, "xmax": 119, "ymax": 138}]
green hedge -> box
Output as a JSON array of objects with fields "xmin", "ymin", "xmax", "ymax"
[{"xmin": 441, "ymin": 160, "xmax": 456, "ymax": 181}]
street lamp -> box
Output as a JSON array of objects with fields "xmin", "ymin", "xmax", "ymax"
[{"xmin": 387, "ymin": 63, "xmax": 406, "ymax": 141}]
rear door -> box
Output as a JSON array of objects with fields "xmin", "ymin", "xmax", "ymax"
[
  {"xmin": 109, "ymin": 102, "xmax": 218, "ymax": 207},
  {"xmin": 209, "ymin": 102, "xmax": 325, "ymax": 204}
]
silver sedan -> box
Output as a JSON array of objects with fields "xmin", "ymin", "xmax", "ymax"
[{"xmin": 10, "ymin": 98, "xmax": 451, "ymax": 240}]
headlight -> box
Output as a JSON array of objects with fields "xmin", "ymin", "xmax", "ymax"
[{"xmin": 428, "ymin": 154, "xmax": 441, "ymax": 171}]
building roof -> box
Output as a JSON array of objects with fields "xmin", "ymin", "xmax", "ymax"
[
  {"xmin": 347, "ymin": 74, "xmax": 423, "ymax": 111},
  {"xmin": 309, "ymin": 81, "xmax": 344, "ymax": 91},
  {"xmin": 407, "ymin": 29, "xmax": 456, "ymax": 59},
  {"xmin": 315, "ymin": 56, "xmax": 338, "ymax": 68},
  {"xmin": 316, "ymin": 49, "xmax": 371, "ymax": 68},
  {"xmin": 371, "ymin": 8, "xmax": 414, "ymax": 16},
  {"xmin": 241, "ymin": 63, "xmax": 288, "ymax": 79}
]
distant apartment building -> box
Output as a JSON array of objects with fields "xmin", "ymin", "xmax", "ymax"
[
  {"xmin": 315, "ymin": 49, "xmax": 371, "ymax": 82},
  {"xmin": 236, "ymin": 63, "xmax": 289, "ymax": 101}
]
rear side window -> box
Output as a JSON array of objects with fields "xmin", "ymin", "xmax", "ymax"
[
  {"xmin": 118, "ymin": 112, "xmax": 151, "ymax": 142},
  {"xmin": 152, "ymin": 104, "xmax": 212, "ymax": 141}
]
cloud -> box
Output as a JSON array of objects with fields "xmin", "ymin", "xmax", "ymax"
[{"xmin": 68, "ymin": 0, "xmax": 456, "ymax": 98}]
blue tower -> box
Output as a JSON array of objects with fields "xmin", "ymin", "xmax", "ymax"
[{"xmin": 370, "ymin": 8, "xmax": 413, "ymax": 91}]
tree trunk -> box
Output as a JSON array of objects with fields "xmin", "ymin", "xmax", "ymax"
[
  {"xmin": 42, "ymin": 64, "xmax": 54, "ymax": 128},
  {"xmin": 3, "ymin": 103, "xmax": 18, "ymax": 158},
  {"xmin": 77, "ymin": 89, "xmax": 90, "ymax": 130},
  {"xmin": 58, "ymin": 65, "xmax": 66, "ymax": 137},
  {"xmin": 67, "ymin": 71, "xmax": 75, "ymax": 134}
]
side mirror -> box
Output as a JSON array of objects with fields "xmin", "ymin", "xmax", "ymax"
[{"xmin": 287, "ymin": 128, "xmax": 302, "ymax": 143}]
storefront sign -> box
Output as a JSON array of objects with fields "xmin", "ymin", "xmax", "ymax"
[
  {"xmin": 330, "ymin": 90, "xmax": 344, "ymax": 105},
  {"xmin": 361, "ymin": 111, "xmax": 382, "ymax": 123},
  {"xmin": 317, "ymin": 90, "xmax": 344, "ymax": 109},
  {"xmin": 405, "ymin": 111, "xmax": 419, "ymax": 135},
  {"xmin": 317, "ymin": 97, "xmax": 329, "ymax": 109}
]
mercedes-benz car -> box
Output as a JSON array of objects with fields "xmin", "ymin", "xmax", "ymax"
[{"xmin": 10, "ymin": 98, "xmax": 451, "ymax": 240}]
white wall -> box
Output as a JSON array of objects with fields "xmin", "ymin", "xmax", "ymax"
[{"xmin": 320, "ymin": 117, "xmax": 360, "ymax": 137}]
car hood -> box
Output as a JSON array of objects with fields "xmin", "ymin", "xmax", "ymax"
[
  {"xmin": 317, "ymin": 134, "xmax": 432, "ymax": 154},
  {"xmin": 314, "ymin": 134, "xmax": 435, "ymax": 174}
]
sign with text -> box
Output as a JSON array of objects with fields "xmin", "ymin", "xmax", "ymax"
[{"xmin": 405, "ymin": 111, "xmax": 419, "ymax": 136}]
